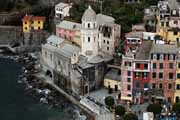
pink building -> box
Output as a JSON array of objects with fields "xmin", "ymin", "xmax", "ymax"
[
  {"xmin": 121, "ymin": 52, "xmax": 134, "ymax": 102},
  {"xmin": 150, "ymin": 43, "xmax": 176, "ymax": 103},
  {"xmin": 56, "ymin": 20, "xmax": 81, "ymax": 45}
]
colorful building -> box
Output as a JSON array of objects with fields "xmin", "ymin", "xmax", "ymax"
[
  {"xmin": 150, "ymin": 43, "xmax": 176, "ymax": 103},
  {"xmin": 174, "ymin": 45, "xmax": 180, "ymax": 103},
  {"xmin": 156, "ymin": 0, "xmax": 180, "ymax": 43},
  {"xmin": 56, "ymin": 20, "xmax": 81, "ymax": 46},
  {"xmin": 125, "ymin": 31, "xmax": 143, "ymax": 53},
  {"xmin": 104, "ymin": 67, "xmax": 122, "ymax": 91},
  {"xmin": 22, "ymin": 15, "xmax": 45, "ymax": 33},
  {"xmin": 121, "ymin": 52, "xmax": 134, "ymax": 102},
  {"xmin": 132, "ymin": 41, "xmax": 152, "ymax": 104}
]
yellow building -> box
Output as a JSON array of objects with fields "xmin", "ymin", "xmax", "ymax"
[
  {"xmin": 156, "ymin": 15, "xmax": 169, "ymax": 41},
  {"xmin": 104, "ymin": 68, "xmax": 122, "ymax": 91},
  {"xmin": 167, "ymin": 28, "xmax": 180, "ymax": 43},
  {"xmin": 174, "ymin": 59, "xmax": 180, "ymax": 103},
  {"xmin": 22, "ymin": 15, "xmax": 45, "ymax": 33}
]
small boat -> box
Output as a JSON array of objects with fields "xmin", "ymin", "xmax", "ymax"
[{"xmin": 17, "ymin": 80, "xmax": 23, "ymax": 84}]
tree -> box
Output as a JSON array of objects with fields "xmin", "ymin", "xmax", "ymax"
[
  {"xmin": 172, "ymin": 103, "xmax": 180, "ymax": 115},
  {"xmin": 104, "ymin": 96, "xmax": 115, "ymax": 108},
  {"xmin": 115, "ymin": 105, "xmax": 126, "ymax": 116},
  {"xmin": 123, "ymin": 113, "xmax": 138, "ymax": 120},
  {"xmin": 147, "ymin": 103, "xmax": 162, "ymax": 115}
]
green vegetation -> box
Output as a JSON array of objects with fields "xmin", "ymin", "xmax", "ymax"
[
  {"xmin": 0, "ymin": 0, "xmax": 39, "ymax": 12},
  {"xmin": 173, "ymin": 103, "xmax": 180, "ymax": 115},
  {"xmin": 69, "ymin": 0, "xmax": 158, "ymax": 35},
  {"xmin": 123, "ymin": 113, "xmax": 138, "ymax": 120},
  {"xmin": 147, "ymin": 103, "xmax": 162, "ymax": 115},
  {"xmin": 104, "ymin": 96, "xmax": 115, "ymax": 108},
  {"xmin": 115, "ymin": 105, "xmax": 126, "ymax": 116}
]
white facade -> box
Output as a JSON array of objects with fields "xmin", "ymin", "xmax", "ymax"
[
  {"xmin": 81, "ymin": 6, "xmax": 99, "ymax": 58},
  {"xmin": 55, "ymin": 2, "xmax": 72, "ymax": 19},
  {"xmin": 143, "ymin": 112, "xmax": 154, "ymax": 120}
]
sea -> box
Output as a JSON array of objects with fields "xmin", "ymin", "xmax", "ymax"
[{"xmin": 0, "ymin": 58, "xmax": 73, "ymax": 120}]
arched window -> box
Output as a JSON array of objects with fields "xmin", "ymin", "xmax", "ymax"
[
  {"xmin": 88, "ymin": 23, "xmax": 90, "ymax": 28},
  {"xmin": 88, "ymin": 37, "xmax": 90, "ymax": 42}
]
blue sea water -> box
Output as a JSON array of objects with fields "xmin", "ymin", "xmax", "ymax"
[{"xmin": 0, "ymin": 58, "xmax": 67, "ymax": 120}]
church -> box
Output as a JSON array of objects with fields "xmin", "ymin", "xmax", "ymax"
[{"xmin": 41, "ymin": 6, "xmax": 121, "ymax": 97}]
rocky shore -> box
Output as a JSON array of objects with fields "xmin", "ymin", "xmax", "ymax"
[{"xmin": 0, "ymin": 52, "xmax": 87, "ymax": 120}]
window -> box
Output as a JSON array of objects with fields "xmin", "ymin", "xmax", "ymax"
[
  {"xmin": 88, "ymin": 37, "xmax": 90, "ymax": 42},
  {"xmin": 127, "ymin": 71, "xmax": 131, "ymax": 76},
  {"xmin": 88, "ymin": 23, "xmax": 90, "ymax": 28},
  {"xmin": 136, "ymin": 63, "xmax": 140, "ymax": 69},
  {"xmin": 144, "ymin": 83, "xmax": 148, "ymax": 88},
  {"xmin": 178, "ymin": 63, "xmax": 180, "ymax": 68},
  {"xmin": 45, "ymin": 51, "xmax": 47, "ymax": 58},
  {"xmin": 31, "ymin": 21, "xmax": 34, "ymax": 24},
  {"xmin": 136, "ymin": 81, "xmax": 141, "ymax": 88},
  {"xmin": 153, "ymin": 54, "xmax": 157, "ymax": 60},
  {"xmin": 168, "ymin": 97, "xmax": 171, "ymax": 102},
  {"xmin": 169, "ymin": 73, "xmax": 173, "ymax": 80},
  {"xmin": 50, "ymin": 54, "xmax": 53, "ymax": 61},
  {"xmin": 25, "ymin": 27, "xmax": 27, "ymax": 30},
  {"xmin": 94, "ymin": 37, "xmax": 96, "ymax": 42},
  {"xmin": 159, "ymin": 63, "xmax": 163, "ymax": 69},
  {"xmin": 177, "ymin": 73, "xmax": 180, "ymax": 79},
  {"xmin": 159, "ymin": 73, "xmax": 163, "ymax": 79},
  {"xmin": 166, "ymin": 22, "xmax": 169, "ymax": 27},
  {"xmin": 107, "ymin": 41, "xmax": 109, "ymax": 44},
  {"xmin": 161, "ymin": 22, "xmax": 164, "ymax": 26},
  {"xmin": 38, "ymin": 27, "xmax": 40, "ymax": 30},
  {"xmin": 152, "ymin": 83, "xmax": 156, "ymax": 89},
  {"xmin": 104, "ymin": 40, "xmax": 105, "ymax": 43},
  {"xmin": 169, "ymin": 54, "xmax": 174, "ymax": 60},
  {"xmin": 152, "ymin": 72, "xmax": 156, "ymax": 78},
  {"xmin": 144, "ymin": 64, "xmax": 148, "ymax": 69},
  {"xmin": 25, "ymin": 21, "xmax": 27, "ymax": 24},
  {"xmin": 159, "ymin": 83, "xmax": 163, "ymax": 89},
  {"xmin": 174, "ymin": 20, "xmax": 178, "ymax": 24},
  {"xmin": 127, "ymin": 85, "xmax": 131, "ymax": 91},
  {"xmin": 38, "ymin": 21, "xmax": 40, "ymax": 24},
  {"xmin": 176, "ymin": 84, "xmax": 180, "ymax": 90},
  {"xmin": 168, "ymin": 83, "xmax": 172, "ymax": 90},
  {"xmin": 169, "ymin": 63, "xmax": 173, "ymax": 69},
  {"xmin": 174, "ymin": 31, "xmax": 178, "ymax": 35},
  {"xmin": 125, "ymin": 62, "xmax": 131, "ymax": 67},
  {"xmin": 177, "ymin": 38, "xmax": 179, "ymax": 42},
  {"xmin": 127, "ymin": 78, "xmax": 131, "ymax": 82},
  {"xmin": 135, "ymin": 72, "xmax": 140, "ymax": 78},
  {"xmin": 107, "ymin": 47, "xmax": 109, "ymax": 51},
  {"xmin": 153, "ymin": 63, "xmax": 156, "ymax": 69},
  {"xmin": 142, "ymin": 72, "xmax": 147, "ymax": 78},
  {"xmin": 160, "ymin": 54, "xmax": 164, "ymax": 60}
]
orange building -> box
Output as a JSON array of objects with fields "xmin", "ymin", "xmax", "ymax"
[{"xmin": 22, "ymin": 15, "xmax": 46, "ymax": 33}]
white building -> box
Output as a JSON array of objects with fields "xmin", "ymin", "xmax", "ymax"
[
  {"xmin": 55, "ymin": 2, "xmax": 72, "ymax": 19},
  {"xmin": 81, "ymin": 6, "xmax": 99, "ymax": 58},
  {"xmin": 143, "ymin": 112, "xmax": 154, "ymax": 120},
  {"xmin": 41, "ymin": 6, "xmax": 120, "ymax": 97}
]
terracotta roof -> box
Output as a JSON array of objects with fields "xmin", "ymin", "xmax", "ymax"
[
  {"xmin": 22, "ymin": 15, "xmax": 33, "ymax": 21},
  {"xmin": 22, "ymin": 15, "xmax": 45, "ymax": 21},
  {"xmin": 33, "ymin": 16, "xmax": 46, "ymax": 21}
]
